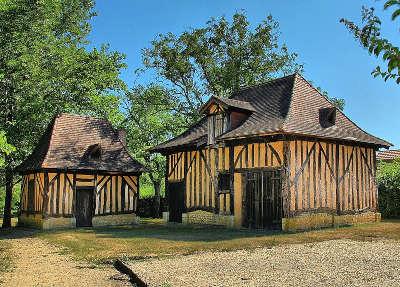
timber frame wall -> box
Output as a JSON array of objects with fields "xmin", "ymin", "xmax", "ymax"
[
  {"xmin": 165, "ymin": 135, "xmax": 379, "ymax": 227},
  {"xmin": 19, "ymin": 171, "xmax": 139, "ymax": 218}
]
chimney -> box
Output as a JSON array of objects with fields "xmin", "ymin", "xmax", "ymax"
[{"xmin": 118, "ymin": 129, "xmax": 127, "ymax": 146}]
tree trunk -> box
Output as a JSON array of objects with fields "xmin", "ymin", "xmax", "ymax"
[
  {"xmin": 2, "ymin": 161, "xmax": 14, "ymax": 228},
  {"xmin": 152, "ymin": 180, "xmax": 161, "ymax": 218}
]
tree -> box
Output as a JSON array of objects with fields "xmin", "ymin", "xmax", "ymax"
[
  {"xmin": 341, "ymin": 1, "xmax": 400, "ymax": 83},
  {"xmin": 0, "ymin": 0, "xmax": 126, "ymax": 228},
  {"xmin": 377, "ymin": 159, "xmax": 400, "ymax": 218},
  {"xmin": 123, "ymin": 85, "xmax": 186, "ymax": 216},
  {"xmin": 142, "ymin": 12, "xmax": 303, "ymax": 123}
]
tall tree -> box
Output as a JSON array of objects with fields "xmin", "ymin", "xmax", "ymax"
[
  {"xmin": 341, "ymin": 1, "xmax": 400, "ymax": 83},
  {"xmin": 142, "ymin": 12, "xmax": 303, "ymax": 123},
  {"xmin": 123, "ymin": 85, "xmax": 185, "ymax": 215},
  {"xmin": 0, "ymin": 0, "xmax": 126, "ymax": 228}
]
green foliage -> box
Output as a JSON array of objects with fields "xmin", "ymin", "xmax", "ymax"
[
  {"xmin": 143, "ymin": 12, "xmax": 303, "ymax": 122},
  {"xmin": 0, "ymin": 185, "xmax": 20, "ymax": 215},
  {"xmin": 377, "ymin": 159, "xmax": 400, "ymax": 218},
  {"xmin": 0, "ymin": 132, "xmax": 15, "ymax": 167},
  {"xmin": 0, "ymin": 0, "xmax": 126, "ymax": 225},
  {"xmin": 341, "ymin": 1, "xmax": 400, "ymax": 83},
  {"xmin": 123, "ymin": 85, "xmax": 185, "ymax": 204}
]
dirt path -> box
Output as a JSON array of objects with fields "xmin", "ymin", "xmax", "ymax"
[
  {"xmin": 0, "ymin": 231, "xmax": 130, "ymax": 287},
  {"xmin": 130, "ymin": 239, "xmax": 400, "ymax": 287}
]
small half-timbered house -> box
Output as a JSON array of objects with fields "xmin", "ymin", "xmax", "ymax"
[
  {"xmin": 151, "ymin": 74, "xmax": 391, "ymax": 231},
  {"xmin": 17, "ymin": 113, "xmax": 144, "ymax": 229}
]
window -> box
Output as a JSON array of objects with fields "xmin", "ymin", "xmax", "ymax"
[
  {"xmin": 208, "ymin": 113, "xmax": 229, "ymax": 144},
  {"xmin": 319, "ymin": 107, "xmax": 336, "ymax": 128},
  {"xmin": 218, "ymin": 173, "xmax": 231, "ymax": 193},
  {"xmin": 27, "ymin": 179, "xmax": 35, "ymax": 212},
  {"xmin": 88, "ymin": 144, "xmax": 102, "ymax": 160}
]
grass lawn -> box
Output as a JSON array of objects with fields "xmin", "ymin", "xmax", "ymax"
[{"xmin": 38, "ymin": 219, "xmax": 400, "ymax": 265}]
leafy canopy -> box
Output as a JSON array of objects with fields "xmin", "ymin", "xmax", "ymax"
[
  {"xmin": 0, "ymin": 0, "xmax": 126, "ymax": 168},
  {"xmin": 123, "ymin": 85, "xmax": 186, "ymax": 185},
  {"xmin": 341, "ymin": 0, "xmax": 400, "ymax": 83},
  {"xmin": 142, "ymin": 12, "xmax": 303, "ymax": 122}
]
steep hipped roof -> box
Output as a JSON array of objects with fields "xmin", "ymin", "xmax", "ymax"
[
  {"xmin": 152, "ymin": 74, "xmax": 391, "ymax": 152},
  {"xmin": 17, "ymin": 113, "xmax": 144, "ymax": 173},
  {"xmin": 377, "ymin": 149, "xmax": 400, "ymax": 161}
]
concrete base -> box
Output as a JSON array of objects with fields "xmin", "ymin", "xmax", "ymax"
[
  {"xmin": 182, "ymin": 210, "xmax": 235, "ymax": 228},
  {"xmin": 92, "ymin": 213, "xmax": 138, "ymax": 227},
  {"xmin": 18, "ymin": 214, "xmax": 76, "ymax": 230},
  {"xmin": 282, "ymin": 211, "xmax": 381, "ymax": 232}
]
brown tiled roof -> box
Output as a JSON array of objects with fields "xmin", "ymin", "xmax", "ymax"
[
  {"xmin": 377, "ymin": 149, "xmax": 400, "ymax": 161},
  {"xmin": 152, "ymin": 73, "xmax": 391, "ymax": 152},
  {"xmin": 17, "ymin": 114, "xmax": 144, "ymax": 173}
]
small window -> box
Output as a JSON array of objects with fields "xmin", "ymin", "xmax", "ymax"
[
  {"xmin": 88, "ymin": 144, "xmax": 102, "ymax": 160},
  {"xmin": 218, "ymin": 173, "xmax": 231, "ymax": 193},
  {"xmin": 27, "ymin": 179, "xmax": 35, "ymax": 212},
  {"xmin": 319, "ymin": 107, "xmax": 336, "ymax": 128}
]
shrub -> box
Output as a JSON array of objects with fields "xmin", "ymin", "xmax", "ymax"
[{"xmin": 377, "ymin": 159, "xmax": 400, "ymax": 218}]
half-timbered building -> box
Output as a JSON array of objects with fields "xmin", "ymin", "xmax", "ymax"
[
  {"xmin": 17, "ymin": 113, "xmax": 144, "ymax": 229},
  {"xmin": 151, "ymin": 74, "xmax": 391, "ymax": 231}
]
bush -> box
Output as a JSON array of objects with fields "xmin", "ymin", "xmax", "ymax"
[
  {"xmin": 377, "ymin": 159, "xmax": 400, "ymax": 218},
  {"xmin": 137, "ymin": 197, "xmax": 167, "ymax": 218}
]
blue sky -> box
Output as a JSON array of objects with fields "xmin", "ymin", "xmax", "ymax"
[{"xmin": 88, "ymin": 0, "xmax": 400, "ymax": 148}]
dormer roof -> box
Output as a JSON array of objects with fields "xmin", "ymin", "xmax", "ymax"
[{"xmin": 199, "ymin": 96, "xmax": 256, "ymax": 114}]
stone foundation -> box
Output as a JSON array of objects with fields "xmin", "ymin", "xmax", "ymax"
[
  {"xmin": 182, "ymin": 210, "xmax": 234, "ymax": 228},
  {"xmin": 18, "ymin": 214, "xmax": 76, "ymax": 230},
  {"xmin": 92, "ymin": 213, "xmax": 138, "ymax": 227},
  {"xmin": 282, "ymin": 211, "xmax": 381, "ymax": 232}
]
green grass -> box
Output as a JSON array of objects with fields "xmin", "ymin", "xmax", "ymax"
[{"xmin": 38, "ymin": 219, "xmax": 400, "ymax": 265}]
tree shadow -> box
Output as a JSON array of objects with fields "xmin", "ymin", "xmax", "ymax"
[{"xmin": 46, "ymin": 222, "xmax": 285, "ymax": 242}]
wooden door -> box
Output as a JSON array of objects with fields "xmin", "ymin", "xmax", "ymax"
[
  {"xmin": 75, "ymin": 187, "xmax": 94, "ymax": 227},
  {"xmin": 243, "ymin": 169, "xmax": 282, "ymax": 229},
  {"xmin": 168, "ymin": 181, "xmax": 185, "ymax": 223}
]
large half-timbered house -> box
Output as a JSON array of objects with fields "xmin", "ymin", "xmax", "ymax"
[
  {"xmin": 17, "ymin": 113, "xmax": 144, "ymax": 229},
  {"xmin": 152, "ymin": 74, "xmax": 391, "ymax": 231}
]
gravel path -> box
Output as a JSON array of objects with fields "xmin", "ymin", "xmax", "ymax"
[
  {"xmin": 0, "ymin": 233, "xmax": 130, "ymax": 287},
  {"xmin": 129, "ymin": 239, "xmax": 400, "ymax": 287}
]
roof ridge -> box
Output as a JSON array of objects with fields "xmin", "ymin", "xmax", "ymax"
[
  {"xmin": 294, "ymin": 74, "xmax": 392, "ymax": 147},
  {"xmin": 39, "ymin": 116, "xmax": 58, "ymax": 169},
  {"xmin": 278, "ymin": 73, "xmax": 298, "ymax": 130},
  {"xmin": 230, "ymin": 73, "xmax": 297, "ymax": 99}
]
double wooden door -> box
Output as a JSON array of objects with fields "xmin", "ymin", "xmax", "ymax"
[{"xmin": 243, "ymin": 169, "xmax": 282, "ymax": 229}]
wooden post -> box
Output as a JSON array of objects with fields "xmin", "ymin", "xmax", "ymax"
[
  {"xmin": 72, "ymin": 172, "xmax": 77, "ymax": 217},
  {"xmin": 282, "ymin": 139, "xmax": 291, "ymax": 218},
  {"xmin": 229, "ymin": 145, "xmax": 235, "ymax": 215},
  {"xmin": 165, "ymin": 154, "xmax": 170, "ymax": 214},
  {"xmin": 335, "ymin": 143, "xmax": 341, "ymax": 214}
]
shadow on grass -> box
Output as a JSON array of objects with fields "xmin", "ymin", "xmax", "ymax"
[{"xmin": 41, "ymin": 222, "xmax": 285, "ymax": 242}]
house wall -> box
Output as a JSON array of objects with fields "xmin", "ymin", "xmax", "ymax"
[
  {"xmin": 167, "ymin": 140, "xmax": 284, "ymax": 226},
  {"xmin": 284, "ymin": 139, "xmax": 379, "ymax": 230},
  {"xmin": 166, "ymin": 138, "xmax": 380, "ymax": 230},
  {"xmin": 19, "ymin": 171, "xmax": 139, "ymax": 229}
]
